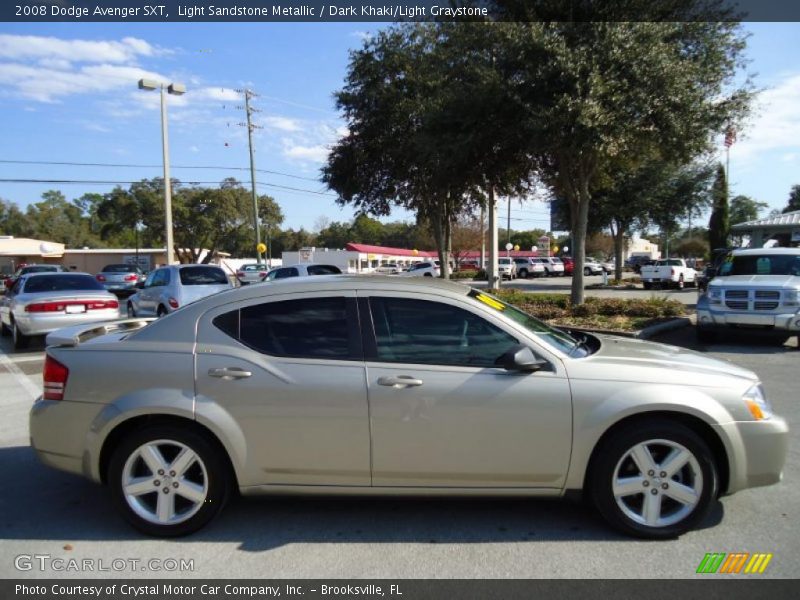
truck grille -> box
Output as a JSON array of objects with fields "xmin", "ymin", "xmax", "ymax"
[{"xmin": 722, "ymin": 289, "xmax": 784, "ymax": 311}]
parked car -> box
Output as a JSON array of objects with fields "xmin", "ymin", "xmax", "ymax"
[
  {"xmin": 126, "ymin": 265, "xmax": 233, "ymax": 318},
  {"xmin": 582, "ymin": 258, "xmax": 605, "ymax": 276},
  {"xmin": 31, "ymin": 276, "xmax": 787, "ymax": 539},
  {"xmin": 235, "ymin": 264, "xmax": 269, "ymax": 285},
  {"xmin": 399, "ymin": 262, "xmax": 440, "ymax": 277},
  {"xmin": 262, "ymin": 263, "xmax": 343, "ymax": 281},
  {"xmin": 532, "ymin": 257, "xmax": 565, "ymax": 276},
  {"xmin": 561, "ymin": 256, "xmax": 574, "ymax": 275},
  {"xmin": 696, "ymin": 248, "xmax": 800, "ymax": 343},
  {"xmin": 4, "ymin": 264, "xmax": 66, "ymax": 290},
  {"xmin": 498, "ymin": 257, "xmax": 517, "ymax": 279},
  {"xmin": 513, "ymin": 258, "xmax": 545, "ymax": 279},
  {"xmin": 95, "ymin": 264, "xmax": 146, "ymax": 295},
  {"xmin": 0, "ymin": 272, "xmax": 119, "ymax": 349},
  {"xmin": 375, "ymin": 263, "xmax": 402, "ymax": 274},
  {"xmin": 627, "ymin": 256, "xmax": 655, "ymax": 274},
  {"xmin": 588, "ymin": 257, "xmax": 615, "ymax": 273},
  {"xmin": 640, "ymin": 259, "xmax": 698, "ymax": 290}
]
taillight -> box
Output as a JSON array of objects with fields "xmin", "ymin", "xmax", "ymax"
[
  {"xmin": 43, "ymin": 355, "xmax": 69, "ymax": 401},
  {"xmin": 236, "ymin": 271, "xmax": 244, "ymax": 277},
  {"xmin": 671, "ymin": 268, "xmax": 676, "ymax": 277},
  {"xmin": 259, "ymin": 271, "xmax": 267, "ymax": 277},
  {"xmin": 168, "ymin": 297, "xmax": 179, "ymax": 309},
  {"xmin": 96, "ymin": 274, "xmax": 106, "ymax": 282},
  {"xmin": 26, "ymin": 300, "xmax": 118, "ymax": 312},
  {"xmin": 123, "ymin": 274, "xmax": 137, "ymax": 282}
]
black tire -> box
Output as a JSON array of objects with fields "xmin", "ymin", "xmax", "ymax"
[
  {"xmin": 584, "ymin": 267, "xmax": 591, "ymax": 276},
  {"xmin": 590, "ymin": 421, "xmax": 718, "ymax": 539},
  {"xmin": 696, "ymin": 327, "xmax": 716, "ymax": 344},
  {"xmin": 12, "ymin": 321, "xmax": 29, "ymax": 350},
  {"xmin": 642, "ymin": 282, "xmax": 652, "ymax": 290},
  {"xmin": 0, "ymin": 319, "xmax": 9, "ymax": 337},
  {"xmin": 519, "ymin": 269, "xmax": 528, "ymax": 279},
  {"xmin": 108, "ymin": 425, "xmax": 231, "ymax": 537},
  {"xmin": 127, "ymin": 303, "xmax": 136, "ymax": 318},
  {"xmin": 677, "ymin": 275, "xmax": 685, "ymax": 290},
  {"xmin": 157, "ymin": 305, "xmax": 167, "ymax": 317},
  {"xmin": 423, "ymin": 272, "xmax": 432, "ymax": 277}
]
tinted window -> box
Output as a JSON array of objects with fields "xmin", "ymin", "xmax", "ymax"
[
  {"xmin": 212, "ymin": 310, "xmax": 239, "ymax": 339},
  {"xmin": 242, "ymin": 264, "xmax": 266, "ymax": 272},
  {"xmin": 151, "ymin": 269, "xmax": 169, "ymax": 286},
  {"xmin": 274, "ymin": 268, "xmax": 299, "ymax": 279},
  {"xmin": 179, "ymin": 266, "xmax": 227, "ymax": 285},
  {"xmin": 102, "ymin": 264, "xmax": 139, "ymax": 273},
  {"xmin": 20, "ymin": 265, "xmax": 59, "ymax": 275},
  {"xmin": 307, "ymin": 264, "xmax": 342, "ymax": 275},
  {"xmin": 719, "ymin": 254, "xmax": 800, "ymax": 276},
  {"xmin": 239, "ymin": 297, "xmax": 355, "ymax": 359},
  {"xmin": 23, "ymin": 274, "xmax": 104, "ymax": 293},
  {"xmin": 369, "ymin": 297, "xmax": 518, "ymax": 367}
]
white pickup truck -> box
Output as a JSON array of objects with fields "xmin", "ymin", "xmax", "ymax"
[
  {"xmin": 640, "ymin": 258, "xmax": 698, "ymax": 289},
  {"xmin": 696, "ymin": 247, "xmax": 800, "ymax": 343}
]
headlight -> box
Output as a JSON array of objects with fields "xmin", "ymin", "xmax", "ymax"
[
  {"xmin": 743, "ymin": 384, "xmax": 772, "ymax": 420},
  {"xmin": 785, "ymin": 290, "xmax": 799, "ymax": 307},
  {"xmin": 708, "ymin": 288, "xmax": 722, "ymax": 305}
]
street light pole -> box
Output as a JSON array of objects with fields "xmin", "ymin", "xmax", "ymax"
[{"xmin": 138, "ymin": 79, "xmax": 185, "ymax": 266}]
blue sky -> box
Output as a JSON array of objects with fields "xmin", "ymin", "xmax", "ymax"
[{"xmin": 0, "ymin": 22, "xmax": 798, "ymax": 235}]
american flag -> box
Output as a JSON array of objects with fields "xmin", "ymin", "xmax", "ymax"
[{"xmin": 724, "ymin": 128, "xmax": 736, "ymax": 148}]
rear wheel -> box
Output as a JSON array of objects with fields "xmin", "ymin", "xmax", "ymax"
[
  {"xmin": 12, "ymin": 321, "xmax": 29, "ymax": 350},
  {"xmin": 677, "ymin": 275, "xmax": 685, "ymax": 290},
  {"xmin": 127, "ymin": 303, "xmax": 136, "ymax": 318},
  {"xmin": 108, "ymin": 426, "xmax": 231, "ymax": 537},
  {"xmin": 519, "ymin": 269, "xmax": 528, "ymax": 279},
  {"xmin": 643, "ymin": 282, "xmax": 652, "ymax": 290},
  {"xmin": 590, "ymin": 421, "xmax": 717, "ymax": 539},
  {"xmin": 157, "ymin": 305, "xmax": 167, "ymax": 317},
  {"xmin": 584, "ymin": 267, "xmax": 591, "ymax": 276},
  {"xmin": 0, "ymin": 319, "xmax": 9, "ymax": 337}
]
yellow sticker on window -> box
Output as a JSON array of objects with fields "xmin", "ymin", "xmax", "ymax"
[{"xmin": 474, "ymin": 293, "xmax": 506, "ymax": 311}]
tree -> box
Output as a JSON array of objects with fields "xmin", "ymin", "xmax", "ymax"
[
  {"xmin": 501, "ymin": 18, "xmax": 752, "ymax": 302},
  {"xmin": 0, "ymin": 198, "xmax": 34, "ymax": 238},
  {"xmin": 730, "ymin": 194, "xmax": 768, "ymax": 246},
  {"xmin": 782, "ymin": 184, "xmax": 800, "ymax": 214},
  {"xmin": 26, "ymin": 190, "xmax": 100, "ymax": 248},
  {"xmin": 708, "ymin": 164, "xmax": 730, "ymax": 251},
  {"xmin": 450, "ymin": 215, "xmax": 484, "ymax": 268}
]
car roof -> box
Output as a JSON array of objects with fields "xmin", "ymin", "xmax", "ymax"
[
  {"xmin": 24, "ymin": 271, "xmax": 91, "ymax": 277},
  {"xmin": 731, "ymin": 247, "xmax": 800, "ymax": 255}
]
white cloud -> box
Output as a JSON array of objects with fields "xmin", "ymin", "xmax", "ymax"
[
  {"xmin": 0, "ymin": 34, "xmax": 161, "ymax": 64},
  {"xmin": 733, "ymin": 73, "xmax": 800, "ymax": 160},
  {"xmin": 264, "ymin": 116, "xmax": 301, "ymax": 132},
  {"xmin": 283, "ymin": 143, "xmax": 329, "ymax": 162},
  {"xmin": 189, "ymin": 145, "xmax": 200, "ymax": 153},
  {"xmin": 350, "ymin": 31, "xmax": 372, "ymax": 42},
  {"xmin": 195, "ymin": 87, "xmax": 240, "ymax": 102}
]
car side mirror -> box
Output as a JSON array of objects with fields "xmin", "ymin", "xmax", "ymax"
[{"xmin": 495, "ymin": 345, "xmax": 548, "ymax": 372}]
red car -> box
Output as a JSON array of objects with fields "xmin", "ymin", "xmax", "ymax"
[{"xmin": 560, "ymin": 256, "xmax": 574, "ymax": 275}]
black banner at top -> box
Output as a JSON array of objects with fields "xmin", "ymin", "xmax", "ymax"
[{"xmin": 4, "ymin": 1, "xmax": 800, "ymax": 23}]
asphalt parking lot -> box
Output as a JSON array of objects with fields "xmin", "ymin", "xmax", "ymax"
[{"xmin": 0, "ymin": 311, "xmax": 797, "ymax": 580}]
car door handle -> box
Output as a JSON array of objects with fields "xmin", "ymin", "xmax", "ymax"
[
  {"xmin": 208, "ymin": 367, "xmax": 252, "ymax": 380},
  {"xmin": 377, "ymin": 376, "xmax": 423, "ymax": 388}
]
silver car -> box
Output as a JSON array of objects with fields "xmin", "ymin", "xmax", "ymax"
[
  {"xmin": 262, "ymin": 263, "xmax": 343, "ymax": 281},
  {"xmin": 95, "ymin": 263, "xmax": 146, "ymax": 295},
  {"xmin": 235, "ymin": 264, "xmax": 269, "ymax": 285},
  {"xmin": 126, "ymin": 264, "xmax": 232, "ymax": 317},
  {"xmin": 31, "ymin": 277, "xmax": 787, "ymax": 538},
  {"xmin": 0, "ymin": 272, "xmax": 119, "ymax": 349}
]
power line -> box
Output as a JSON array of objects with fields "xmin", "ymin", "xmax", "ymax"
[
  {"xmin": 0, "ymin": 159, "xmax": 322, "ymax": 183},
  {"xmin": 0, "ymin": 178, "xmax": 337, "ymax": 197}
]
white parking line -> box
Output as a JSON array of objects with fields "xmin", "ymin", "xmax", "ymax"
[
  {"xmin": 0, "ymin": 350, "xmax": 40, "ymax": 400},
  {"xmin": 4, "ymin": 354, "xmax": 45, "ymax": 364}
]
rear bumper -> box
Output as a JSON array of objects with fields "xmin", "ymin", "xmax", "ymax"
[
  {"xmin": 14, "ymin": 310, "xmax": 121, "ymax": 336},
  {"xmin": 714, "ymin": 416, "xmax": 789, "ymax": 494}
]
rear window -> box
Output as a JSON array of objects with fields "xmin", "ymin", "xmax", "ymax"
[
  {"xmin": 20, "ymin": 265, "xmax": 60, "ymax": 275},
  {"xmin": 23, "ymin": 274, "xmax": 103, "ymax": 293},
  {"xmin": 241, "ymin": 264, "xmax": 266, "ymax": 272},
  {"xmin": 307, "ymin": 264, "xmax": 342, "ymax": 275},
  {"xmin": 179, "ymin": 266, "xmax": 229, "ymax": 285},
  {"xmin": 102, "ymin": 264, "xmax": 138, "ymax": 273}
]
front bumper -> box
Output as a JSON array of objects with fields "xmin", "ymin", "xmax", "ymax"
[
  {"xmin": 714, "ymin": 415, "xmax": 789, "ymax": 494},
  {"xmin": 696, "ymin": 307, "xmax": 800, "ymax": 332}
]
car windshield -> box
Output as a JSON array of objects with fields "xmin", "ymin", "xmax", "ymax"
[
  {"xmin": 179, "ymin": 266, "xmax": 229, "ymax": 285},
  {"xmin": 24, "ymin": 274, "xmax": 103, "ymax": 293},
  {"xmin": 719, "ymin": 254, "xmax": 800, "ymax": 276},
  {"xmin": 102, "ymin": 264, "xmax": 138, "ymax": 273},
  {"xmin": 467, "ymin": 289, "xmax": 579, "ymax": 355},
  {"xmin": 242, "ymin": 265, "xmax": 266, "ymax": 271}
]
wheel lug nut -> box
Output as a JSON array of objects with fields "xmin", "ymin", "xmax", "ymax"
[
  {"xmin": 651, "ymin": 489, "xmax": 658, "ymax": 495},
  {"xmin": 648, "ymin": 470, "xmax": 655, "ymax": 476},
  {"xmin": 660, "ymin": 471, "xmax": 667, "ymax": 478},
  {"xmin": 162, "ymin": 488, "xmax": 169, "ymax": 494},
  {"xmin": 170, "ymin": 471, "xmax": 176, "ymax": 477},
  {"xmin": 153, "ymin": 480, "xmax": 160, "ymax": 486},
  {"xmin": 172, "ymin": 482, "xmax": 179, "ymax": 488},
  {"xmin": 642, "ymin": 481, "xmax": 650, "ymax": 487},
  {"xmin": 158, "ymin": 469, "xmax": 165, "ymax": 476},
  {"xmin": 662, "ymin": 483, "xmax": 669, "ymax": 489}
]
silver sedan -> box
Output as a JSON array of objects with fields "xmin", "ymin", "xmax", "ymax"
[
  {"xmin": 30, "ymin": 276, "xmax": 787, "ymax": 538},
  {"xmin": 0, "ymin": 272, "xmax": 120, "ymax": 349}
]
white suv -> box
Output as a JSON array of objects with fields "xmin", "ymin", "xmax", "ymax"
[
  {"xmin": 533, "ymin": 257, "xmax": 565, "ymax": 276},
  {"xmin": 498, "ymin": 257, "xmax": 517, "ymax": 279},
  {"xmin": 513, "ymin": 258, "xmax": 545, "ymax": 278},
  {"xmin": 400, "ymin": 262, "xmax": 440, "ymax": 277}
]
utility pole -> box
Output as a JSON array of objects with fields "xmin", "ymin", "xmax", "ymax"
[
  {"xmin": 488, "ymin": 186, "xmax": 500, "ymax": 288},
  {"xmin": 480, "ymin": 202, "xmax": 486, "ymax": 269},
  {"xmin": 238, "ymin": 89, "xmax": 265, "ymax": 264},
  {"xmin": 506, "ymin": 196, "xmax": 511, "ymax": 244}
]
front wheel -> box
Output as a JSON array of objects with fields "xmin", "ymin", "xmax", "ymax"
[
  {"xmin": 643, "ymin": 282, "xmax": 652, "ymax": 290},
  {"xmin": 12, "ymin": 321, "xmax": 29, "ymax": 350},
  {"xmin": 590, "ymin": 421, "xmax": 718, "ymax": 539},
  {"xmin": 584, "ymin": 267, "xmax": 591, "ymax": 276},
  {"xmin": 127, "ymin": 303, "xmax": 136, "ymax": 318},
  {"xmin": 108, "ymin": 426, "xmax": 231, "ymax": 537}
]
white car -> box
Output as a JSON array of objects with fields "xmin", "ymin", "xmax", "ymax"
[
  {"xmin": 513, "ymin": 258, "xmax": 545, "ymax": 279},
  {"xmin": 498, "ymin": 257, "xmax": 517, "ymax": 279},
  {"xmin": 533, "ymin": 257, "xmax": 565, "ymax": 276},
  {"xmin": 399, "ymin": 262, "xmax": 440, "ymax": 277},
  {"xmin": 375, "ymin": 263, "xmax": 402, "ymax": 274},
  {"xmin": 262, "ymin": 263, "xmax": 343, "ymax": 281},
  {"xmin": 582, "ymin": 258, "xmax": 605, "ymax": 276}
]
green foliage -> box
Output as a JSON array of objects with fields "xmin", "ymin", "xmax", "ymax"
[
  {"xmin": 708, "ymin": 164, "xmax": 730, "ymax": 250},
  {"xmin": 730, "ymin": 195, "xmax": 768, "ymax": 225},
  {"xmin": 782, "ymin": 184, "xmax": 800, "ymax": 214}
]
